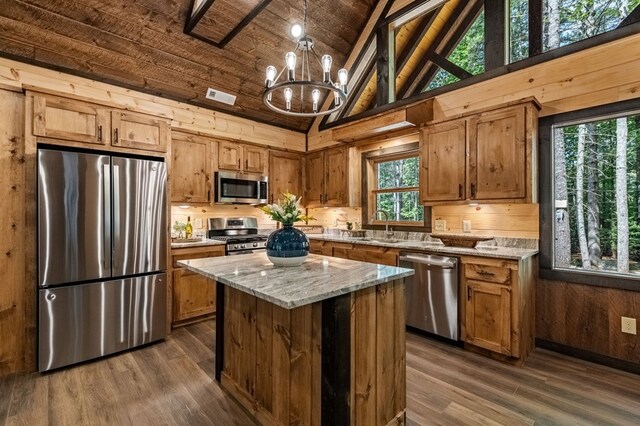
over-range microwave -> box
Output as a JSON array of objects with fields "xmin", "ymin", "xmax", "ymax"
[{"xmin": 215, "ymin": 171, "xmax": 268, "ymax": 205}]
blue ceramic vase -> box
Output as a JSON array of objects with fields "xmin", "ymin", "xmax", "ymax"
[{"xmin": 266, "ymin": 224, "xmax": 309, "ymax": 267}]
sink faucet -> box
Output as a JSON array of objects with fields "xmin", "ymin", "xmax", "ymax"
[{"xmin": 372, "ymin": 209, "xmax": 394, "ymax": 238}]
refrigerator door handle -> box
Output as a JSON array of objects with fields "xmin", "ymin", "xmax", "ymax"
[
  {"xmin": 103, "ymin": 164, "xmax": 111, "ymax": 272},
  {"xmin": 112, "ymin": 164, "xmax": 120, "ymax": 271}
]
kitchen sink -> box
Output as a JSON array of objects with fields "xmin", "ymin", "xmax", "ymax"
[{"xmin": 362, "ymin": 238, "xmax": 402, "ymax": 244}]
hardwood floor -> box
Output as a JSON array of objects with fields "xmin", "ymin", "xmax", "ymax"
[{"xmin": 2, "ymin": 321, "xmax": 639, "ymax": 425}]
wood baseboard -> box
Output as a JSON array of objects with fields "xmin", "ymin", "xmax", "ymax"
[{"xmin": 536, "ymin": 339, "xmax": 640, "ymax": 375}]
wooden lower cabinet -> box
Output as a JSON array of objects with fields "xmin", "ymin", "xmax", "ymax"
[
  {"xmin": 220, "ymin": 282, "xmax": 406, "ymax": 426},
  {"xmin": 309, "ymin": 240, "xmax": 399, "ymax": 266},
  {"xmin": 460, "ymin": 256, "xmax": 535, "ymax": 360},
  {"xmin": 171, "ymin": 245, "xmax": 225, "ymax": 326}
]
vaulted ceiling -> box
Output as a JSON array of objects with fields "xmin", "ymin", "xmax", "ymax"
[{"xmin": 0, "ymin": 0, "xmax": 377, "ymax": 132}]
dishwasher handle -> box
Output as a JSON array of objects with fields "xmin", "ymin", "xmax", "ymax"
[{"xmin": 399, "ymin": 255, "xmax": 456, "ymax": 269}]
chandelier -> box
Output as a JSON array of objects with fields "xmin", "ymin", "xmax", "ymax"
[{"xmin": 263, "ymin": 0, "xmax": 348, "ymax": 117}]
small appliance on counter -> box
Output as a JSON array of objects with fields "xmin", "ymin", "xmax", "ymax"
[
  {"xmin": 207, "ymin": 217, "xmax": 269, "ymax": 255},
  {"xmin": 215, "ymin": 171, "xmax": 268, "ymax": 205},
  {"xmin": 37, "ymin": 148, "xmax": 167, "ymax": 371}
]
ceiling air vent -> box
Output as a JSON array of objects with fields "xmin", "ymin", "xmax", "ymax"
[{"xmin": 205, "ymin": 88, "xmax": 237, "ymax": 106}]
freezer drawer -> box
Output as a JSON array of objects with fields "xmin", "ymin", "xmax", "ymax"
[{"xmin": 38, "ymin": 273, "xmax": 166, "ymax": 371}]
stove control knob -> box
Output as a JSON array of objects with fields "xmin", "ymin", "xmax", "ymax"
[
  {"xmin": 252, "ymin": 243, "xmax": 258, "ymax": 247},
  {"xmin": 241, "ymin": 244, "xmax": 246, "ymax": 249}
]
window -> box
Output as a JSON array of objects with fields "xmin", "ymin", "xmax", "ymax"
[
  {"xmin": 551, "ymin": 109, "xmax": 640, "ymax": 278},
  {"xmin": 543, "ymin": 0, "xmax": 640, "ymax": 51},
  {"xmin": 370, "ymin": 153, "xmax": 424, "ymax": 224}
]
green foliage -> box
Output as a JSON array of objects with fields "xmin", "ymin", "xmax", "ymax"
[
  {"xmin": 426, "ymin": 10, "xmax": 485, "ymax": 91},
  {"xmin": 557, "ymin": 113, "xmax": 640, "ymax": 273},
  {"xmin": 375, "ymin": 157, "xmax": 423, "ymax": 222}
]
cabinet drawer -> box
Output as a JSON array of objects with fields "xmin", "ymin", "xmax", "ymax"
[
  {"xmin": 172, "ymin": 247, "xmax": 225, "ymax": 267},
  {"xmin": 465, "ymin": 264, "xmax": 510, "ymax": 284}
]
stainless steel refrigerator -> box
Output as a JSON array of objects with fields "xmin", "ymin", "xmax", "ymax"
[{"xmin": 37, "ymin": 148, "xmax": 167, "ymax": 371}]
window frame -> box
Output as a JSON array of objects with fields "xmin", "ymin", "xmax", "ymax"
[
  {"xmin": 539, "ymin": 98, "xmax": 640, "ymax": 291},
  {"xmin": 361, "ymin": 142, "xmax": 431, "ymax": 231}
]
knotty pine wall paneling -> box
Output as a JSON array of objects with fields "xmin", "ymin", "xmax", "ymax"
[{"xmin": 0, "ymin": 89, "xmax": 25, "ymax": 376}]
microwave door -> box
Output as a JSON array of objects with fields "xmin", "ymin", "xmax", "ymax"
[
  {"xmin": 216, "ymin": 172, "xmax": 268, "ymax": 204},
  {"xmin": 111, "ymin": 157, "xmax": 167, "ymax": 277},
  {"xmin": 38, "ymin": 150, "xmax": 111, "ymax": 287}
]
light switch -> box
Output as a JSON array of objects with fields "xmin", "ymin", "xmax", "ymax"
[
  {"xmin": 195, "ymin": 218, "xmax": 203, "ymax": 229},
  {"xmin": 462, "ymin": 220, "xmax": 472, "ymax": 233}
]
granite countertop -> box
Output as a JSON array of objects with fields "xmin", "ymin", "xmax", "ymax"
[
  {"xmin": 177, "ymin": 253, "xmax": 414, "ymax": 309},
  {"xmin": 171, "ymin": 238, "xmax": 226, "ymax": 249},
  {"xmin": 308, "ymin": 235, "xmax": 538, "ymax": 260}
]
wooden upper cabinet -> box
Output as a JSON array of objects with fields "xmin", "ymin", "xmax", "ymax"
[
  {"xmin": 269, "ymin": 150, "xmax": 302, "ymax": 203},
  {"xmin": 243, "ymin": 145, "xmax": 267, "ymax": 174},
  {"xmin": 31, "ymin": 93, "xmax": 170, "ymax": 153},
  {"xmin": 112, "ymin": 111, "xmax": 169, "ymax": 153},
  {"xmin": 305, "ymin": 151, "xmax": 325, "ymax": 207},
  {"xmin": 33, "ymin": 94, "xmax": 110, "ymax": 145},
  {"xmin": 171, "ymin": 132, "xmax": 212, "ymax": 204},
  {"xmin": 218, "ymin": 141, "xmax": 242, "ymax": 171},
  {"xmin": 468, "ymin": 106, "xmax": 526, "ymax": 200},
  {"xmin": 420, "ymin": 120, "xmax": 466, "ymax": 202},
  {"xmin": 324, "ymin": 147, "xmax": 347, "ymax": 206},
  {"xmin": 217, "ymin": 141, "xmax": 266, "ymax": 174},
  {"xmin": 419, "ymin": 100, "xmax": 537, "ymax": 205}
]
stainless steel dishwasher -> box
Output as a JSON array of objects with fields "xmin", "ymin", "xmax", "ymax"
[{"xmin": 399, "ymin": 252, "xmax": 459, "ymax": 341}]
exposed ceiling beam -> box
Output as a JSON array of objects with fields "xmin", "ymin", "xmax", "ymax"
[{"xmin": 430, "ymin": 52, "xmax": 473, "ymax": 79}]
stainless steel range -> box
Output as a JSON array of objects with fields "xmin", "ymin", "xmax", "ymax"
[{"xmin": 207, "ymin": 217, "xmax": 269, "ymax": 255}]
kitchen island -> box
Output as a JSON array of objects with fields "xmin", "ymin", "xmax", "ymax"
[{"xmin": 178, "ymin": 253, "xmax": 414, "ymax": 426}]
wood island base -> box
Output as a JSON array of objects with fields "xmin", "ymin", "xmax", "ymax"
[{"xmin": 215, "ymin": 280, "xmax": 407, "ymax": 426}]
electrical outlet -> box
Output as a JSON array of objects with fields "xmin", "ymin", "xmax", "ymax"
[
  {"xmin": 622, "ymin": 317, "xmax": 637, "ymax": 335},
  {"xmin": 195, "ymin": 218, "xmax": 203, "ymax": 229},
  {"xmin": 462, "ymin": 220, "xmax": 472, "ymax": 233},
  {"xmin": 434, "ymin": 219, "xmax": 446, "ymax": 231}
]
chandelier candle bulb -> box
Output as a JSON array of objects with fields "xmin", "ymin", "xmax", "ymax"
[
  {"xmin": 338, "ymin": 68, "xmax": 348, "ymax": 93},
  {"xmin": 322, "ymin": 54, "xmax": 332, "ymax": 82},
  {"xmin": 312, "ymin": 89, "xmax": 320, "ymax": 112},
  {"xmin": 284, "ymin": 87, "xmax": 293, "ymax": 110},
  {"xmin": 286, "ymin": 52, "xmax": 296, "ymax": 81}
]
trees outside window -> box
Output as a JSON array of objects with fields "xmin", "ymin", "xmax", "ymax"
[
  {"xmin": 371, "ymin": 154, "xmax": 424, "ymax": 223},
  {"xmin": 552, "ymin": 112, "xmax": 640, "ymax": 276}
]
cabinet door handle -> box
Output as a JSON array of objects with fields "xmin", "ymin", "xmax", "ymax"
[
  {"xmin": 467, "ymin": 287, "xmax": 471, "ymax": 301},
  {"xmin": 478, "ymin": 270, "xmax": 495, "ymax": 277},
  {"xmin": 470, "ymin": 183, "xmax": 476, "ymax": 198},
  {"xmin": 458, "ymin": 184, "xmax": 463, "ymax": 198},
  {"xmin": 98, "ymin": 125, "xmax": 103, "ymax": 142},
  {"xmin": 114, "ymin": 128, "xmax": 119, "ymax": 144},
  {"xmin": 245, "ymin": 159, "xmax": 249, "ymax": 169},
  {"xmin": 237, "ymin": 158, "xmax": 241, "ymax": 169}
]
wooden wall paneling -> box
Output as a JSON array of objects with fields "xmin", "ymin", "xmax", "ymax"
[
  {"xmin": 432, "ymin": 203, "xmax": 540, "ymax": 238},
  {"xmin": 0, "ymin": 58, "xmax": 306, "ymax": 151},
  {"xmin": 536, "ymin": 279, "xmax": 640, "ymax": 364},
  {"xmin": 0, "ymin": 90, "xmax": 25, "ymax": 377},
  {"xmin": 434, "ymin": 33, "xmax": 640, "ymax": 118}
]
